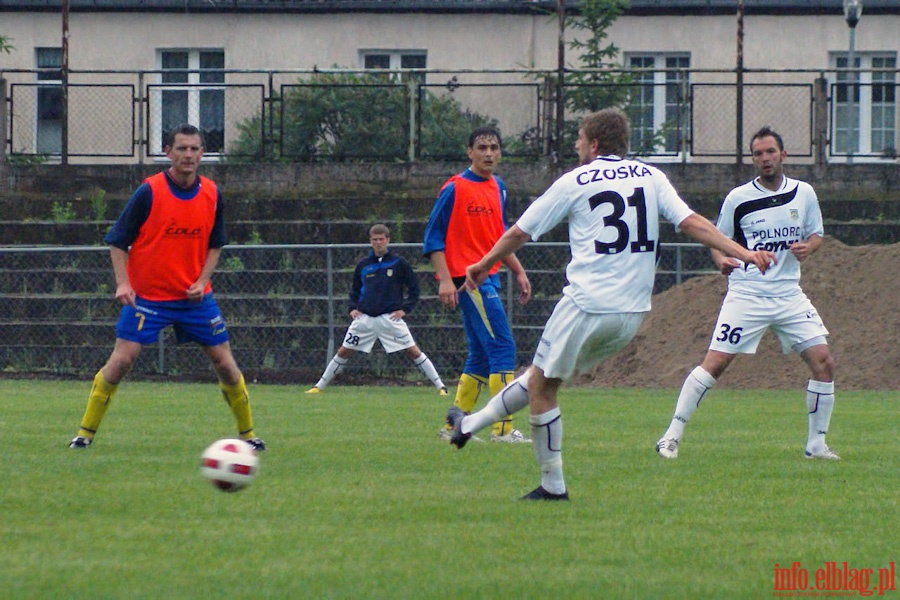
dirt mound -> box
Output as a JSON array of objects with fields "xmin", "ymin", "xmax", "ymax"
[{"xmin": 582, "ymin": 238, "xmax": 900, "ymax": 390}]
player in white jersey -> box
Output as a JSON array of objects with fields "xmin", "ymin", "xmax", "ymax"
[
  {"xmin": 656, "ymin": 126, "xmax": 839, "ymax": 461},
  {"xmin": 443, "ymin": 108, "xmax": 776, "ymax": 500}
]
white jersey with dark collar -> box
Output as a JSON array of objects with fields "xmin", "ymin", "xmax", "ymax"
[
  {"xmin": 717, "ymin": 175, "xmax": 824, "ymax": 298},
  {"xmin": 516, "ymin": 155, "xmax": 695, "ymax": 314}
]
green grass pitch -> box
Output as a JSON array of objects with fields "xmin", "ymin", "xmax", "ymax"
[{"xmin": 2, "ymin": 380, "xmax": 897, "ymax": 598}]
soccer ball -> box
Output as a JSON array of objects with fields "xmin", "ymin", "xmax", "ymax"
[{"xmin": 200, "ymin": 438, "xmax": 260, "ymax": 492}]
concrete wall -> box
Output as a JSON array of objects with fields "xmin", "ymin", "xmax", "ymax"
[{"xmin": 2, "ymin": 159, "xmax": 897, "ymax": 207}]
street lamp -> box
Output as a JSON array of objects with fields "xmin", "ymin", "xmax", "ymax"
[
  {"xmin": 843, "ymin": 0, "xmax": 862, "ymax": 29},
  {"xmin": 843, "ymin": 0, "xmax": 863, "ymax": 163}
]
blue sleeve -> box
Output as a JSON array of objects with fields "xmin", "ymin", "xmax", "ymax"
[
  {"xmin": 401, "ymin": 256, "xmax": 419, "ymax": 314},
  {"xmin": 496, "ymin": 175, "xmax": 510, "ymax": 230},
  {"xmin": 104, "ymin": 183, "xmax": 152, "ymax": 249},
  {"xmin": 209, "ymin": 188, "xmax": 227, "ymax": 249},
  {"xmin": 422, "ymin": 183, "xmax": 455, "ymax": 257},
  {"xmin": 348, "ymin": 260, "xmax": 364, "ymax": 313}
]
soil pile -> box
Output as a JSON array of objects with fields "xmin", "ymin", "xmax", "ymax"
[{"xmin": 582, "ymin": 238, "xmax": 900, "ymax": 390}]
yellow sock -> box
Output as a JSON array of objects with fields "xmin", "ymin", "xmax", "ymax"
[
  {"xmin": 220, "ymin": 374, "xmax": 255, "ymax": 439},
  {"xmin": 442, "ymin": 373, "xmax": 486, "ymax": 431},
  {"xmin": 490, "ymin": 371, "xmax": 516, "ymax": 436},
  {"xmin": 453, "ymin": 373, "xmax": 486, "ymax": 414},
  {"xmin": 76, "ymin": 370, "xmax": 118, "ymax": 439}
]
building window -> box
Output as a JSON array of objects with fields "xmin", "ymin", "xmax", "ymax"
[
  {"xmin": 832, "ymin": 53, "xmax": 897, "ymax": 160},
  {"xmin": 360, "ymin": 50, "xmax": 426, "ymax": 82},
  {"xmin": 154, "ymin": 49, "xmax": 225, "ymax": 154},
  {"xmin": 626, "ymin": 54, "xmax": 690, "ymax": 158},
  {"xmin": 35, "ymin": 47, "xmax": 63, "ymax": 155}
]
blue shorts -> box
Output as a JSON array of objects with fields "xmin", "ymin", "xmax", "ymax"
[
  {"xmin": 456, "ymin": 274, "xmax": 516, "ymax": 377},
  {"xmin": 115, "ymin": 293, "xmax": 231, "ymax": 347}
]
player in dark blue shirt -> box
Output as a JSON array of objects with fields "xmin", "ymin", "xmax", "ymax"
[{"xmin": 306, "ymin": 224, "xmax": 447, "ymax": 395}]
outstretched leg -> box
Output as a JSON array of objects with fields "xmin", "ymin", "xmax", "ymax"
[
  {"xmin": 457, "ymin": 370, "xmax": 531, "ymax": 439},
  {"xmin": 406, "ymin": 346, "xmax": 447, "ymax": 393}
]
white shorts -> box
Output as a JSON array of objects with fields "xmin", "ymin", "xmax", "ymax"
[
  {"xmin": 532, "ymin": 294, "xmax": 645, "ymax": 381},
  {"xmin": 708, "ymin": 291, "xmax": 829, "ymax": 355},
  {"xmin": 342, "ymin": 313, "xmax": 416, "ymax": 354}
]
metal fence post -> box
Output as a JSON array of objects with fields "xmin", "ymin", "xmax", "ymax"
[
  {"xmin": 675, "ymin": 245, "xmax": 684, "ymax": 285},
  {"xmin": 61, "ymin": 0, "xmax": 70, "ymax": 165},
  {"xmin": 554, "ymin": 0, "xmax": 566, "ymax": 163},
  {"xmin": 0, "ymin": 78, "xmax": 6, "ymax": 162},
  {"xmin": 735, "ymin": 0, "xmax": 745, "ymax": 166},
  {"xmin": 267, "ymin": 70, "xmax": 275, "ymax": 161},
  {"xmin": 326, "ymin": 245, "xmax": 335, "ymax": 365},
  {"xmin": 813, "ymin": 75, "xmax": 829, "ymax": 168},
  {"xmin": 408, "ymin": 78, "xmax": 417, "ymax": 162},
  {"xmin": 681, "ymin": 74, "xmax": 690, "ymax": 164},
  {"xmin": 137, "ymin": 71, "xmax": 145, "ymax": 166}
]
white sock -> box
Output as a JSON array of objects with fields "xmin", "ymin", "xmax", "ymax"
[
  {"xmin": 413, "ymin": 353, "xmax": 445, "ymax": 390},
  {"xmin": 664, "ymin": 366, "xmax": 716, "ymax": 441},
  {"xmin": 806, "ymin": 379, "xmax": 835, "ymax": 451},
  {"xmin": 461, "ymin": 374, "xmax": 530, "ymax": 435},
  {"xmin": 316, "ymin": 355, "xmax": 349, "ymax": 389},
  {"xmin": 530, "ymin": 407, "xmax": 565, "ymax": 495}
]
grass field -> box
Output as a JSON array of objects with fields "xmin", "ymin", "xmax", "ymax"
[{"xmin": 3, "ymin": 380, "xmax": 897, "ymax": 599}]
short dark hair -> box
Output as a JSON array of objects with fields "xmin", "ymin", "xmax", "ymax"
[
  {"xmin": 468, "ymin": 126, "xmax": 502, "ymax": 148},
  {"xmin": 369, "ymin": 223, "xmax": 390, "ymax": 238},
  {"xmin": 750, "ymin": 126, "xmax": 784, "ymax": 152},
  {"xmin": 580, "ymin": 108, "xmax": 631, "ymax": 157},
  {"xmin": 166, "ymin": 123, "xmax": 204, "ymax": 149}
]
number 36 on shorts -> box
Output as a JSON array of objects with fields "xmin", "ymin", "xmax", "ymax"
[{"xmin": 716, "ymin": 324, "xmax": 743, "ymax": 345}]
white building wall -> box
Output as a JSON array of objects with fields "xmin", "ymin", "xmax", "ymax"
[{"xmin": 0, "ymin": 11, "xmax": 894, "ymax": 72}]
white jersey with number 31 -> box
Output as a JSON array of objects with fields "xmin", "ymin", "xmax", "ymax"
[{"xmin": 517, "ymin": 155, "xmax": 695, "ymax": 314}]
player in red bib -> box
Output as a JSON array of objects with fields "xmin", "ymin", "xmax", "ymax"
[
  {"xmin": 68, "ymin": 124, "xmax": 265, "ymax": 452},
  {"xmin": 424, "ymin": 127, "xmax": 533, "ymax": 443}
]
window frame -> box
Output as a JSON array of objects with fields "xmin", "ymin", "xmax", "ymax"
[
  {"xmin": 151, "ymin": 48, "xmax": 226, "ymax": 158},
  {"xmin": 35, "ymin": 46, "xmax": 63, "ymax": 156},
  {"xmin": 829, "ymin": 51, "xmax": 897, "ymax": 162},
  {"xmin": 359, "ymin": 49, "xmax": 427, "ymax": 83},
  {"xmin": 623, "ymin": 52, "xmax": 691, "ymax": 162}
]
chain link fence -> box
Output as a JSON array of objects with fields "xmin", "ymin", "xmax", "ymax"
[
  {"xmin": 5, "ymin": 67, "xmax": 895, "ymax": 163},
  {"xmin": 9, "ymin": 83, "xmax": 136, "ymax": 157},
  {"xmin": 0, "ymin": 241, "xmax": 717, "ymax": 383},
  {"xmin": 145, "ymin": 83, "xmax": 266, "ymax": 158},
  {"xmin": 691, "ymin": 83, "xmax": 815, "ymax": 157}
]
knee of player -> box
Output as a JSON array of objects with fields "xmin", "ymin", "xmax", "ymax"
[
  {"xmin": 700, "ymin": 351, "xmax": 733, "ymax": 380},
  {"xmin": 813, "ymin": 350, "xmax": 835, "ymax": 380},
  {"xmin": 107, "ymin": 347, "xmax": 139, "ymax": 376},
  {"xmin": 207, "ymin": 350, "xmax": 241, "ymax": 378}
]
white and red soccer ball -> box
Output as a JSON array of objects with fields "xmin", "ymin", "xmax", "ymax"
[{"xmin": 200, "ymin": 438, "xmax": 260, "ymax": 492}]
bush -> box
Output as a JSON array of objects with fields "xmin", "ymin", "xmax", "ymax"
[{"xmin": 229, "ymin": 70, "xmax": 498, "ymax": 162}]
